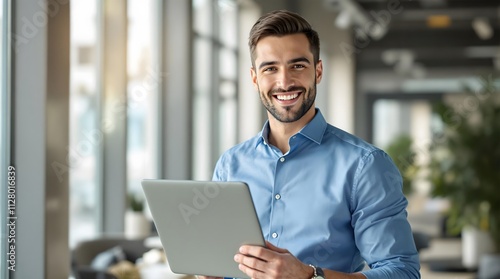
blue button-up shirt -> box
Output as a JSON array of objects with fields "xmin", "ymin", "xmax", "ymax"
[{"xmin": 213, "ymin": 109, "xmax": 420, "ymax": 279}]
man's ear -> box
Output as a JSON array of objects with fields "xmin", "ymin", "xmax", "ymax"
[
  {"xmin": 250, "ymin": 67, "xmax": 259, "ymax": 90},
  {"xmin": 315, "ymin": 60, "xmax": 323, "ymax": 84}
]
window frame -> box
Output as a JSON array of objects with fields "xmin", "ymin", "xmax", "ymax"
[{"xmin": 192, "ymin": 0, "xmax": 239, "ymax": 180}]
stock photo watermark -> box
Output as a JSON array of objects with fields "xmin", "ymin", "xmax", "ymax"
[
  {"xmin": 386, "ymin": 75, "xmax": 499, "ymax": 197},
  {"xmin": 51, "ymin": 68, "xmax": 168, "ymax": 183},
  {"xmin": 427, "ymin": 76, "xmax": 495, "ymax": 147},
  {"xmin": 178, "ymin": 182, "xmax": 229, "ymax": 225},
  {"xmin": 12, "ymin": 0, "xmax": 69, "ymax": 53},
  {"xmin": 339, "ymin": 0, "xmax": 405, "ymax": 61},
  {"xmin": 6, "ymin": 166, "xmax": 17, "ymax": 272},
  {"xmin": 436, "ymin": 76, "xmax": 495, "ymax": 131}
]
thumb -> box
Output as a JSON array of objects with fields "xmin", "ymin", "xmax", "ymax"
[{"xmin": 266, "ymin": 241, "xmax": 289, "ymax": 253}]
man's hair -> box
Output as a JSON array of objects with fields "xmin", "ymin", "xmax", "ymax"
[{"xmin": 248, "ymin": 10, "xmax": 320, "ymax": 66}]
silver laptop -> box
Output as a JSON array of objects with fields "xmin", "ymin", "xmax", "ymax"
[{"xmin": 141, "ymin": 179, "xmax": 265, "ymax": 278}]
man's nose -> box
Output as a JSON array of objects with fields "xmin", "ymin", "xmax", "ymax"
[{"xmin": 276, "ymin": 70, "xmax": 294, "ymax": 89}]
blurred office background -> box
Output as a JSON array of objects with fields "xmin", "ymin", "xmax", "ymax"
[{"xmin": 1, "ymin": 0, "xmax": 499, "ymax": 278}]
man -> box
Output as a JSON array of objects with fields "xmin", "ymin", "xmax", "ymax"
[{"xmin": 199, "ymin": 10, "xmax": 420, "ymax": 279}]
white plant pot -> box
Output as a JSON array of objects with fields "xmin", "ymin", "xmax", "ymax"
[
  {"xmin": 462, "ymin": 226, "xmax": 496, "ymax": 269},
  {"xmin": 125, "ymin": 211, "xmax": 151, "ymax": 239}
]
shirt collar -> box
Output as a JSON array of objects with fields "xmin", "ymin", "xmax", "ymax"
[
  {"xmin": 256, "ymin": 122, "xmax": 270, "ymax": 148},
  {"xmin": 257, "ymin": 108, "xmax": 327, "ymax": 147},
  {"xmin": 298, "ymin": 108, "xmax": 327, "ymax": 144}
]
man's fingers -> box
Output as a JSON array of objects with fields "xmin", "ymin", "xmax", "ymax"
[
  {"xmin": 239, "ymin": 245, "xmax": 274, "ymax": 261},
  {"xmin": 265, "ymin": 241, "xmax": 289, "ymax": 253},
  {"xmin": 235, "ymin": 253, "xmax": 267, "ymax": 271},
  {"xmin": 238, "ymin": 263, "xmax": 264, "ymax": 279},
  {"xmin": 235, "ymin": 253, "xmax": 268, "ymax": 279}
]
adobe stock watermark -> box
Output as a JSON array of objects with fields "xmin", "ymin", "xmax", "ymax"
[
  {"xmin": 178, "ymin": 182, "xmax": 229, "ymax": 225},
  {"xmin": 433, "ymin": 76, "xmax": 495, "ymax": 132},
  {"xmin": 6, "ymin": 166, "xmax": 17, "ymax": 272},
  {"xmin": 51, "ymin": 68, "xmax": 168, "ymax": 183},
  {"xmin": 339, "ymin": 0, "xmax": 406, "ymax": 62},
  {"xmin": 12, "ymin": 0, "xmax": 69, "ymax": 53},
  {"xmin": 386, "ymin": 75, "xmax": 498, "ymax": 192},
  {"xmin": 301, "ymin": 220, "xmax": 346, "ymax": 267},
  {"xmin": 302, "ymin": 76, "xmax": 498, "ymax": 268}
]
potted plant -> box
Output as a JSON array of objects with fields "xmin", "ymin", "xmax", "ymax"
[
  {"xmin": 125, "ymin": 192, "xmax": 150, "ymax": 239},
  {"xmin": 385, "ymin": 135, "xmax": 432, "ymax": 252},
  {"xmin": 427, "ymin": 75, "xmax": 500, "ymax": 272},
  {"xmin": 385, "ymin": 134, "xmax": 419, "ymax": 196}
]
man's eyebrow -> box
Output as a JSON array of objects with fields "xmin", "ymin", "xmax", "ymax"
[
  {"xmin": 258, "ymin": 61, "xmax": 278, "ymax": 70},
  {"xmin": 288, "ymin": 57, "xmax": 311, "ymax": 64},
  {"xmin": 258, "ymin": 57, "xmax": 311, "ymax": 70}
]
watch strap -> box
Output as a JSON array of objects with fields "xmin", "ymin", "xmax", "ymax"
[{"xmin": 309, "ymin": 264, "xmax": 325, "ymax": 278}]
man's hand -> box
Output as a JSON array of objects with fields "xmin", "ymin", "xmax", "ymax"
[{"xmin": 234, "ymin": 241, "xmax": 313, "ymax": 279}]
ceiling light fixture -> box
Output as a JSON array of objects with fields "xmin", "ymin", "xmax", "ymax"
[
  {"xmin": 426, "ymin": 15, "xmax": 451, "ymax": 28},
  {"xmin": 472, "ymin": 17, "xmax": 493, "ymax": 40},
  {"xmin": 382, "ymin": 49, "xmax": 426, "ymax": 78},
  {"xmin": 328, "ymin": 0, "xmax": 388, "ymax": 40},
  {"xmin": 335, "ymin": 9, "xmax": 351, "ymax": 29}
]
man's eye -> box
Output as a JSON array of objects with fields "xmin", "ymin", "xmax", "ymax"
[
  {"xmin": 263, "ymin": 67, "xmax": 277, "ymax": 72},
  {"xmin": 293, "ymin": 64, "xmax": 305, "ymax": 69}
]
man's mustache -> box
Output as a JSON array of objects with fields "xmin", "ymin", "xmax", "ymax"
[{"xmin": 270, "ymin": 86, "xmax": 306, "ymax": 94}]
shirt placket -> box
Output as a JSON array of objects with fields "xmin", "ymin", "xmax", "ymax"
[{"xmin": 268, "ymin": 136, "xmax": 298, "ymax": 246}]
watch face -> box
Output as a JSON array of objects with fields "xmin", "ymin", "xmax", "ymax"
[
  {"xmin": 309, "ymin": 265, "xmax": 325, "ymax": 279},
  {"xmin": 315, "ymin": 266, "xmax": 325, "ymax": 278}
]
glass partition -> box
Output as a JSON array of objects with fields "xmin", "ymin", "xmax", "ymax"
[
  {"xmin": 126, "ymin": 0, "xmax": 159, "ymax": 198},
  {"xmin": 69, "ymin": 0, "xmax": 99, "ymax": 247},
  {"xmin": 192, "ymin": 0, "xmax": 239, "ymax": 180}
]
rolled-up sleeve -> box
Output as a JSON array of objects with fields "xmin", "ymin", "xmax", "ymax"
[{"xmin": 352, "ymin": 150, "xmax": 420, "ymax": 279}]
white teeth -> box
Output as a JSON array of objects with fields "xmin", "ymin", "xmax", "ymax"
[{"xmin": 276, "ymin": 93, "xmax": 298, "ymax": 100}]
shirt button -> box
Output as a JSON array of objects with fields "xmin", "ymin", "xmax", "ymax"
[
  {"xmin": 275, "ymin": 194, "xmax": 281, "ymax": 200},
  {"xmin": 271, "ymin": 232, "xmax": 278, "ymax": 238},
  {"xmin": 279, "ymin": 157, "xmax": 285, "ymax": 162}
]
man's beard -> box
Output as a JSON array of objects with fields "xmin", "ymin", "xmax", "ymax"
[{"xmin": 259, "ymin": 84, "xmax": 316, "ymax": 123}]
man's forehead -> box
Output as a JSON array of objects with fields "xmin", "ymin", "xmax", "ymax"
[{"xmin": 253, "ymin": 34, "xmax": 313, "ymax": 63}]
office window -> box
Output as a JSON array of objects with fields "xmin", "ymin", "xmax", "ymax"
[
  {"xmin": 217, "ymin": 0, "xmax": 238, "ymax": 154},
  {"xmin": 69, "ymin": 0, "xmax": 99, "ymax": 247},
  {"xmin": 127, "ymin": 0, "xmax": 159, "ymax": 196},
  {"xmin": 192, "ymin": 0, "xmax": 239, "ymax": 180},
  {"xmin": 373, "ymin": 100, "xmax": 433, "ymax": 151},
  {"xmin": 372, "ymin": 98, "xmax": 435, "ymax": 195},
  {"xmin": 77, "ymin": 45, "xmax": 94, "ymax": 65}
]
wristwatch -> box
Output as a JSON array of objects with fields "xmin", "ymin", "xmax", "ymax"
[{"xmin": 309, "ymin": 264, "xmax": 325, "ymax": 279}]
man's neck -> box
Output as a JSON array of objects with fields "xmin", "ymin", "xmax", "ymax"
[{"xmin": 267, "ymin": 108, "xmax": 315, "ymax": 154}]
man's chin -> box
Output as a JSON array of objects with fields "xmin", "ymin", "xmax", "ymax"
[{"xmin": 270, "ymin": 110, "xmax": 303, "ymax": 123}]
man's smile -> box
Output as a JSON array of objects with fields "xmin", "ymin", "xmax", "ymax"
[
  {"xmin": 271, "ymin": 88, "xmax": 305, "ymax": 107},
  {"xmin": 274, "ymin": 93, "xmax": 300, "ymax": 101}
]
